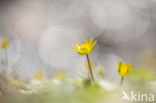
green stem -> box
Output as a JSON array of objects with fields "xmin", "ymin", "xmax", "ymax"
[
  {"xmin": 120, "ymin": 76, "xmax": 124, "ymax": 87},
  {"xmin": 86, "ymin": 54, "xmax": 95, "ymax": 81}
]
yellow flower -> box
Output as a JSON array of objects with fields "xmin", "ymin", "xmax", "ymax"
[
  {"xmin": 98, "ymin": 68, "xmax": 104, "ymax": 76},
  {"xmin": 53, "ymin": 72, "xmax": 67, "ymax": 79},
  {"xmin": 1, "ymin": 37, "xmax": 10, "ymax": 50},
  {"xmin": 72, "ymin": 38, "xmax": 97, "ymax": 55},
  {"xmin": 118, "ymin": 61, "xmax": 134, "ymax": 76},
  {"xmin": 32, "ymin": 70, "xmax": 45, "ymax": 81}
]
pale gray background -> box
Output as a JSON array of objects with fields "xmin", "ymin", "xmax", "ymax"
[{"xmin": 0, "ymin": 0, "xmax": 156, "ymax": 81}]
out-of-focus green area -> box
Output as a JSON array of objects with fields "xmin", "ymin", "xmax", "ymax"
[
  {"xmin": 129, "ymin": 68, "xmax": 156, "ymax": 82},
  {"xmin": 0, "ymin": 68, "xmax": 155, "ymax": 103}
]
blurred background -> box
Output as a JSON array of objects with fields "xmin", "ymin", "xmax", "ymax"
[{"xmin": 0, "ymin": 0, "xmax": 156, "ymax": 82}]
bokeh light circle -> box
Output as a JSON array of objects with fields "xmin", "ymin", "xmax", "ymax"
[
  {"xmin": 39, "ymin": 25, "xmax": 93, "ymax": 72},
  {"xmin": 88, "ymin": 0, "xmax": 133, "ymax": 30}
]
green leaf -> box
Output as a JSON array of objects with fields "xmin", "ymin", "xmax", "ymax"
[{"xmin": 129, "ymin": 68, "xmax": 156, "ymax": 82}]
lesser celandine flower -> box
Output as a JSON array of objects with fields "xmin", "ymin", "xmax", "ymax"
[
  {"xmin": 1, "ymin": 37, "xmax": 10, "ymax": 76},
  {"xmin": 118, "ymin": 61, "xmax": 134, "ymax": 86},
  {"xmin": 72, "ymin": 38, "xmax": 97, "ymax": 55},
  {"xmin": 32, "ymin": 70, "xmax": 45, "ymax": 81},
  {"xmin": 1, "ymin": 37, "xmax": 10, "ymax": 50},
  {"xmin": 98, "ymin": 68, "xmax": 104, "ymax": 77},
  {"xmin": 53, "ymin": 72, "xmax": 67, "ymax": 79},
  {"xmin": 72, "ymin": 38, "xmax": 97, "ymax": 81},
  {"xmin": 118, "ymin": 61, "xmax": 134, "ymax": 76}
]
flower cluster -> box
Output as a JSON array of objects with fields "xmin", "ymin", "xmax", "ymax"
[{"xmin": 72, "ymin": 38, "xmax": 134, "ymax": 84}]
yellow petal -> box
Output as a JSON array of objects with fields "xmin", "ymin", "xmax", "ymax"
[
  {"xmin": 76, "ymin": 43, "xmax": 81, "ymax": 48},
  {"xmin": 89, "ymin": 38, "xmax": 93, "ymax": 45},
  {"xmin": 84, "ymin": 40, "xmax": 89, "ymax": 45},
  {"xmin": 118, "ymin": 61, "xmax": 122, "ymax": 69},
  {"xmin": 72, "ymin": 46, "xmax": 79, "ymax": 51},
  {"xmin": 128, "ymin": 65, "xmax": 134, "ymax": 72},
  {"xmin": 92, "ymin": 40, "xmax": 97, "ymax": 47}
]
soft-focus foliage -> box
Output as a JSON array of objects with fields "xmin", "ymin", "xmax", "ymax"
[
  {"xmin": 129, "ymin": 68, "xmax": 156, "ymax": 82},
  {"xmin": 0, "ymin": 73, "xmax": 156, "ymax": 103}
]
